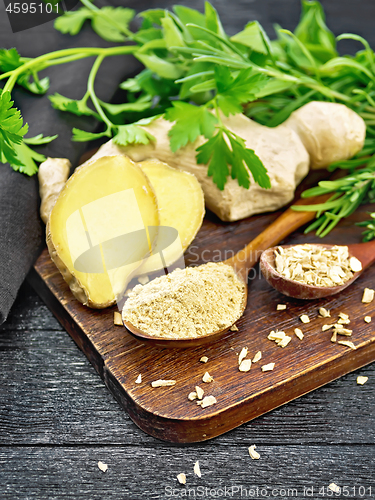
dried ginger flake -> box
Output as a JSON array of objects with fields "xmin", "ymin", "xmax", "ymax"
[
  {"xmin": 151, "ymin": 379, "xmax": 176, "ymax": 388},
  {"xmin": 177, "ymin": 473, "xmax": 186, "ymax": 485},
  {"xmin": 362, "ymin": 288, "xmax": 374, "ymax": 303},
  {"xmin": 252, "ymin": 351, "xmax": 262, "ymax": 363},
  {"xmin": 357, "ymin": 376, "xmax": 368, "ymax": 385},
  {"xmin": 194, "ymin": 461, "xmax": 202, "ymax": 478},
  {"xmin": 98, "ymin": 461, "xmax": 108, "ymax": 473},
  {"xmin": 199, "ymin": 395, "xmax": 217, "ymax": 408},
  {"xmin": 294, "ymin": 328, "xmax": 304, "ymax": 340},
  {"xmin": 262, "ymin": 363, "xmax": 275, "ymax": 372},
  {"xmin": 202, "ymin": 372, "xmax": 213, "ymax": 383},
  {"xmin": 248, "ymin": 445, "xmax": 260, "ymax": 460},
  {"xmin": 113, "ymin": 311, "xmax": 123, "ymax": 326},
  {"xmin": 195, "ymin": 386, "xmax": 204, "ymax": 399},
  {"xmin": 239, "ymin": 359, "xmax": 251, "ymax": 372}
]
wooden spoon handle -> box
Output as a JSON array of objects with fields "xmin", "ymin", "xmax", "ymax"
[
  {"xmin": 348, "ymin": 240, "xmax": 375, "ymax": 269},
  {"xmin": 225, "ymin": 194, "xmax": 330, "ymax": 279}
]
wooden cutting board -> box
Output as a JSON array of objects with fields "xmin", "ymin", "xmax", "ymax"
[{"xmin": 29, "ymin": 190, "xmax": 375, "ymax": 444}]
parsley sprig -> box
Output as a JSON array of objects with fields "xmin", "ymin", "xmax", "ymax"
[
  {"xmin": 0, "ymin": 45, "xmax": 137, "ymax": 174},
  {"xmin": 1, "ymin": 0, "xmax": 375, "ymax": 231},
  {"xmin": 165, "ymin": 67, "xmax": 270, "ymax": 189}
]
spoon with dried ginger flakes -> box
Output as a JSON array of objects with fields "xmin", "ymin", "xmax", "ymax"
[
  {"xmin": 260, "ymin": 240, "xmax": 375, "ymax": 300},
  {"xmin": 123, "ymin": 193, "xmax": 344, "ymax": 348}
]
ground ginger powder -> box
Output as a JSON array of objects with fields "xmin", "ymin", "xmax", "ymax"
[{"xmin": 122, "ymin": 262, "xmax": 245, "ymax": 339}]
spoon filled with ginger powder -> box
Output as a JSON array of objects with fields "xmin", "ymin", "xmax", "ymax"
[{"xmin": 122, "ymin": 262, "xmax": 245, "ymax": 342}]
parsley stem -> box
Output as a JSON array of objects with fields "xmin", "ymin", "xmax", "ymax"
[
  {"xmin": 38, "ymin": 54, "xmax": 97, "ymax": 68},
  {"xmin": 212, "ymin": 97, "xmax": 222, "ymax": 125},
  {"xmin": 87, "ymin": 55, "xmax": 112, "ymax": 129},
  {"xmin": 81, "ymin": 90, "xmax": 91, "ymax": 106},
  {"xmin": 1, "ymin": 45, "xmax": 137, "ymax": 93}
]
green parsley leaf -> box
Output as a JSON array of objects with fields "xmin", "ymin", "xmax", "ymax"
[
  {"xmin": 196, "ymin": 130, "xmax": 231, "ymax": 190},
  {"xmin": 18, "ymin": 74, "xmax": 50, "ymax": 95},
  {"xmin": 49, "ymin": 93, "xmax": 98, "ymax": 118},
  {"xmin": 228, "ymin": 134, "xmax": 271, "ymax": 189},
  {"xmin": 0, "ymin": 91, "xmax": 28, "ymax": 168},
  {"xmin": 99, "ymin": 95, "xmax": 152, "ymax": 116},
  {"xmin": 172, "ymin": 5, "xmax": 206, "ymax": 28},
  {"xmin": 136, "ymin": 53, "xmax": 183, "ymax": 80},
  {"xmin": 112, "ymin": 124, "xmax": 155, "ymax": 146},
  {"xmin": 54, "ymin": 5, "xmax": 134, "ymax": 41},
  {"xmin": 196, "ymin": 128, "xmax": 270, "ymax": 190},
  {"xmin": 23, "ymin": 134, "xmax": 58, "ymax": 145},
  {"xmin": 138, "ymin": 9, "xmax": 166, "ymax": 26},
  {"xmin": 204, "ymin": 2, "xmax": 226, "ymax": 38},
  {"xmin": 91, "ymin": 7, "xmax": 135, "ymax": 42},
  {"xmin": 0, "ymin": 48, "xmax": 22, "ymax": 73},
  {"xmin": 128, "ymin": 69, "xmax": 180, "ymax": 99},
  {"xmin": 161, "ymin": 15, "xmax": 185, "ymax": 50},
  {"xmin": 9, "ymin": 142, "xmax": 46, "ymax": 176},
  {"xmin": 215, "ymin": 66, "xmax": 267, "ymax": 116},
  {"xmin": 165, "ymin": 102, "xmax": 217, "ymax": 152},
  {"xmin": 119, "ymin": 77, "xmax": 142, "ymax": 93},
  {"xmin": 72, "ymin": 128, "xmax": 110, "ymax": 142},
  {"xmin": 230, "ymin": 21, "xmax": 270, "ymax": 54},
  {"xmin": 54, "ymin": 8, "xmax": 92, "ymax": 36},
  {"xmin": 0, "ymin": 49, "xmax": 49, "ymax": 95},
  {"xmin": 294, "ymin": 0, "xmax": 337, "ymax": 62},
  {"xmin": 132, "ymin": 26, "xmax": 164, "ymax": 45}
]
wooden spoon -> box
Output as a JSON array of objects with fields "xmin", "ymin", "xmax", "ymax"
[
  {"xmin": 122, "ymin": 193, "xmax": 358, "ymax": 348},
  {"xmin": 260, "ymin": 241, "xmax": 375, "ymax": 300}
]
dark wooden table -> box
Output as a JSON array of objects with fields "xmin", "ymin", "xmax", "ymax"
[
  {"xmin": 1, "ymin": 274, "xmax": 375, "ymax": 498},
  {"xmin": 2, "ymin": 1, "xmax": 375, "ymax": 498}
]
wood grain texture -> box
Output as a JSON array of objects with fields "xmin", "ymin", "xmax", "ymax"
[
  {"xmin": 1, "ymin": 445, "xmax": 375, "ymax": 500},
  {"xmin": 1, "ymin": 284, "xmax": 374, "ymax": 448},
  {"xmin": 29, "ymin": 184, "xmax": 375, "ymax": 443},
  {"xmin": 1, "ymin": 283, "xmax": 375, "ymax": 499}
]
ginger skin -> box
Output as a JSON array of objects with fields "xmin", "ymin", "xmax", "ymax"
[
  {"xmin": 38, "ymin": 157, "xmax": 71, "ymax": 224},
  {"xmin": 91, "ymin": 101, "xmax": 366, "ymax": 221}
]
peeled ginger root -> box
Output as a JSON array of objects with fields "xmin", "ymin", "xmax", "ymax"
[
  {"xmin": 47, "ymin": 155, "xmax": 159, "ymax": 308},
  {"xmin": 136, "ymin": 159, "xmax": 204, "ymax": 275}
]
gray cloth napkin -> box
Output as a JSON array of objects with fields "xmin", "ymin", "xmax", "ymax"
[{"xmin": 0, "ymin": 1, "xmax": 141, "ymax": 324}]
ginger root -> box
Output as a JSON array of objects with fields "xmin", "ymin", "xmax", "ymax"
[
  {"xmin": 136, "ymin": 159, "xmax": 204, "ymax": 275},
  {"xmin": 46, "ymin": 155, "xmax": 205, "ymax": 308},
  {"xmin": 284, "ymin": 101, "xmax": 366, "ymax": 169},
  {"xmin": 38, "ymin": 157, "xmax": 71, "ymax": 224},
  {"xmin": 89, "ymin": 101, "xmax": 366, "ymax": 221},
  {"xmin": 47, "ymin": 155, "xmax": 159, "ymax": 308}
]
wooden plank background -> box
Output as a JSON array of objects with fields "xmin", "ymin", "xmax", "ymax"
[{"xmin": 1, "ymin": 280, "xmax": 375, "ymax": 498}]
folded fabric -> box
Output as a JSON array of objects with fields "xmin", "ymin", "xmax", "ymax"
[{"xmin": 0, "ymin": 2, "xmax": 140, "ymax": 324}]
